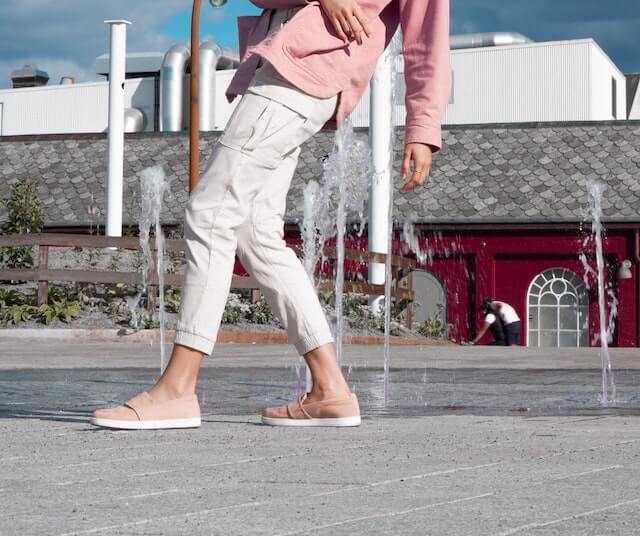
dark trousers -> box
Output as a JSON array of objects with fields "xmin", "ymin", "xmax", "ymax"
[{"xmin": 504, "ymin": 321, "xmax": 521, "ymax": 346}]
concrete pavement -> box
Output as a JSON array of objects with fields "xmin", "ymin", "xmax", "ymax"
[{"xmin": 1, "ymin": 341, "xmax": 639, "ymax": 535}]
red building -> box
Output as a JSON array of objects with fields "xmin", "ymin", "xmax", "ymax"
[{"xmin": 284, "ymin": 120, "xmax": 640, "ymax": 347}]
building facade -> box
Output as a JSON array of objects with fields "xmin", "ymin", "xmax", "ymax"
[{"xmin": 1, "ymin": 120, "xmax": 639, "ymax": 347}]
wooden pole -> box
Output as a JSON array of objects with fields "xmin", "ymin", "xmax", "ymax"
[
  {"xmin": 189, "ymin": 0, "xmax": 202, "ymax": 192},
  {"xmin": 37, "ymin": 245, "xmax": 49, "ymax": 306}
]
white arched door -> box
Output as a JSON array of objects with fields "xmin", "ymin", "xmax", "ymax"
[{"xmin": 527, "ymin": 268, "xmax": 589, "ymax": 347}]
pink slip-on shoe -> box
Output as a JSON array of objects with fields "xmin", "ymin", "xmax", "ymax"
[
  {"xmin": 261, "ymin": 393, "xmax": 361, "ymax": 427},
  {"xmin": 90, "ymin": 391, "xmax": 201, "ymax": 430}
]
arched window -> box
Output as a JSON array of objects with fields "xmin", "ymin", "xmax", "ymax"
[{"xmin": 527, "ymin": 268, "xmax": 589, "ymax": 347}]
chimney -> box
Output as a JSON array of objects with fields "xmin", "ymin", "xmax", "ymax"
[{"xmin": 11, "ymin": 64, "xmax": 50, "ymax": 88}]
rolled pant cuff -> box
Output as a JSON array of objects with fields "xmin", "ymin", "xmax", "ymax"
[
  {"xmin": 293, "ymin": 329, "xmax": 335, "ymax": 356},
  {"xmin": 173, "ymin": 330, "xmax": 215, "ymax": 356}
]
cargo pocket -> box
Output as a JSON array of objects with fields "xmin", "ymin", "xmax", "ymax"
[
  {"xmin": 184, "ymin": 142, "xmax": 236, "ymax": 230},
  {"xmin": 219, "ymin": 93, "xmax": 309, "ymax": 169}
]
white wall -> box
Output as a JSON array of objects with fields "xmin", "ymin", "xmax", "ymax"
[
  {"xmin": 0, "ymin": 77, "xmax": 155, "ymax": 135},
  {"xmin": 213, "ymin": 70, "xmax": 240, "ymax": 130},
  {"xmin": 350, "ymin": 39, "xmax": 614, "ymax": 128},
  {"xmin": 589, "ymin": 41, "xmax": 627, "ymax": 120},
  {"xmin": 444, "ymin": 39, "xmax": 594, "ymax": 124},
  {"xmin": 629, "ymin": 83, "xmax": 640, "ymax": 120}
]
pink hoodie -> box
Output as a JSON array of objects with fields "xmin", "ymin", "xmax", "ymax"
[{"xmin": 226, "ymin": 0, "xmax": 451, "ymax": 153}]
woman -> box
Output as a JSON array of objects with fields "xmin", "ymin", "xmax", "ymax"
[{"xmin": 91, "ymin": 0, "xmax": 451, "ymax": 429}]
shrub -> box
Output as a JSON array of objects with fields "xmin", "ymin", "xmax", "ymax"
[
  {"xmin": 416, "ymin": 303, "xmax": 449, "ymax": 339},
  {"xmin": 0, "ymin": 304, "xmax": 38, "ymax": 325},
  {"xmin": 38, "ymin": 300, "xmax": 81, "ymax": 324},
  {"xmin": 222, "ymin": 292, "xmax": 249, "ymax": 324},
  {"xmin": 0, "ymin": 177, "xmax": 45, "ymax": 268},
  {"xmin": 163, "ymin": 287, "xmax": 181, "ymax": 313},
  {"xmin": 0, "ymin": 288, "xmax": 26, "ymax": 307},
  {"xmin": 250, "ymin": 297, "xmax": 274, "ymax": 324}
]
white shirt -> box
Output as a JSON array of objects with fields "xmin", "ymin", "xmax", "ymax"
[
  {"xmin": 496, "ymin": 302, "xmax": 520, "ymax": 325},
  {"xmin": 484, "ymin": 313, "xmax": 497, "ymax": 324}
]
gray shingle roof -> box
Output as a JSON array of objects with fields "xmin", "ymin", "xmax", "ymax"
[{"xmin": 1, "ymin": 120, "xmax": 639, "ymax": 228}]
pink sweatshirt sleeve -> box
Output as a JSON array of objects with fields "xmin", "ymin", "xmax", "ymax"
[{"xmin": 399, "ymin": 0, "xmax": 452, "ymax": 154}]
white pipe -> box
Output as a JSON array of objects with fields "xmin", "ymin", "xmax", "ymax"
[
  {"xmin": 368, "ymin": 47, "xmax": 393, "ymax": 314},
  {"xmin": 104, "ymin": 20, "xmax": 131, "ymax": 237}
]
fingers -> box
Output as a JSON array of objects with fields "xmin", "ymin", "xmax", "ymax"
[
  {"xmin": 352, "ymin": 4, "xmax": 372, "ymax": 38},
  {"xmin": 330, "ymin": 2, "xmax": 371, "ymax": 45},
  {"xmin": 400, "ymin": 147, "xmax": 431, "ymax": 193},
  {"xmin": 331, "ymin": 16, "xmax": 349, "ymax": 42},
  {"xmin": 344, "ymin": 12, "xmax": 364, "ymax": 44},
  {"xmin": 336, "ymin": 14, "xmax": 353, "ymax": 42},
  {"xmin": 399, "ymin": 174, "xmax": 425, "ymax": 193},
  {"xmin": 401, "ymin": 147, "xmax": 411, "ymax": 178}
]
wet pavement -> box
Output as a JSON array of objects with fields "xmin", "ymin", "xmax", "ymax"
[{"xmin": 1, "ymin": 340, "xmax": 639, "ymax": 535}]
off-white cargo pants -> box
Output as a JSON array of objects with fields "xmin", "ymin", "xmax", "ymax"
[{"xmin": 174, "ymin": 49, "xmax": 338, "ymax": 356}]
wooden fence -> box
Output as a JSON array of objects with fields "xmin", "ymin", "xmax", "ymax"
[{"xmin": 0, "ymin": 233, "xmax": 416, "ymax": 327}]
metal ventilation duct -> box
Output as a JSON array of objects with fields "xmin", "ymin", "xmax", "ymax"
[
  {"xmin": 450, "ymin": 32, "xmax": 533, "ymax": 50},
  {"xmin": 160, "ymin": 44, "xmax": 190, "ymax": 132},
  {"xmin": 11, "ymin": 64, "xmax": 50, "ymax": 88},
  {"xmin": 160, "ymin": 40, "xmax": 235, "ymax": 132},
  {"xmin": 216, "ymin": 46, "xmax": 240, "ymax": 70},
  {"xmin": 199, "ymin": 40, "xmax": 223, "ymax": 131},
  {"xmin": 124, "ymin": 108, "xmax": 147, "ymax": 133}
]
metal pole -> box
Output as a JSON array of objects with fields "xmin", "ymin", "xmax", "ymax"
[
  {"xmin": 189, "ymin": 0, "xmax": 202, "ymax": 192},
  {"xmin": 104, "ymin": 20, "xmax": 131, "ymax": 237},
  {"xmin": 368, "ymin": 48, "xmax": 393, "ymax": 314}
]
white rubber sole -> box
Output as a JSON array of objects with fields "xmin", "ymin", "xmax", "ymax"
[
  {"xmin": 261, "ymin": 415, "xmax": 361, "ymax": 427},
  {"xmin": 89, "ymin": 417, "xmax": 201, "ymax": 430}
]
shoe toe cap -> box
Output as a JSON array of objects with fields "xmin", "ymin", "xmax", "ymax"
[
  {"xmin": 262, "ymin": 405, "xmax": 288, "ymax": 419},
  {"xmin": 93, "ymin": 405, "xmax": 137, "ymax": 421}
]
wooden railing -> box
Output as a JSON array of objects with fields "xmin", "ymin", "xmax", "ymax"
[{"xmin": 0, "ymin": 233, "xmax": 416, "ymax": 327}]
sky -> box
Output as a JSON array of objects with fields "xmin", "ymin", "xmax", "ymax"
[{"xmin": 1, "ymin": 0, "xmax": 639, "ymax": 90}]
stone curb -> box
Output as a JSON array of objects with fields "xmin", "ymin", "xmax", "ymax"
[{"xmin": 0, "ymin": 328, "xmax": 451, "ymax": 346}]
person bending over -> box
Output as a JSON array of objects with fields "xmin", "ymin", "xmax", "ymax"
[
  {"xmin": 470, "ymin": 301, "xmax": 506, "ymax": 346},
  {"xmin": 471, "ymin": 298, "xmax": 521, "ymax": 346}
]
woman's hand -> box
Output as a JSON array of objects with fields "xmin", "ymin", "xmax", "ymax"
[
  {"xmin": 399, "ymin": 143, "xmax": 433, "ymax": 192},
  {"xmin": 318, "ymin": 0, "xmax": 372, "ymax": 45}
]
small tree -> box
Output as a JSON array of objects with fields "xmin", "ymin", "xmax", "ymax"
[{"xmin": 0, "ymin": 177, "xmax": 45, "ymax": 267}]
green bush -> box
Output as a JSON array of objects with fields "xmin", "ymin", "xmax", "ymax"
[
  {"xmin": 0, "ymin": 288, "xmax": 26, "ymax": 307},
  {"xmin": 38, "ymin": 300, "xmax": 81, "ymax": 324},
  {"xmin": 416, "ymin": 303, "xmax": 449, "ymax": 339},
  {"xmin": 222, "ymin": 292, "xmax": 249, "ymax": 324},
  {"xmin": 0, "ymin": 304, "xmax": 38, "ymax": 325},
  {"xmin": 250, "ymin": 297, "xmax": 273, "ymax": 324},
  {"xmin": 0, "ymin": 177, "xmax": 45, "ymax": 268},
  {"xmin": 163, "ymin": 287, "xmax": 181, "ymax": 313}
]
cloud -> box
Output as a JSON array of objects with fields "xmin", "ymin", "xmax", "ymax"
[
  {"xmin": 204, "ymin": 9, "xmax": 226, "ymax": 23},
  {"xmin": 0, "ymin": 0, "xmax": 187, "ymax": 88},
  {"xmin": 1, "ymin": 0, "xmax": 638, "ymax": 89},
  {"xmin": 452, "ymin": 0, "xmax": 640, "ymax": 73}
]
